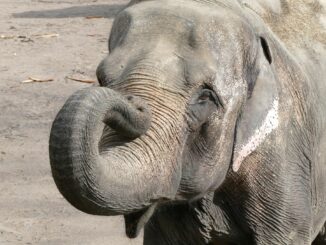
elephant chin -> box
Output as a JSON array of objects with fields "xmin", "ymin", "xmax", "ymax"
[{"xmin": 124, "ymin": 203, "xmax": 158, "ymax": 238}]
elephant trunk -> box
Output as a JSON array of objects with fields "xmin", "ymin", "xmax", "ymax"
[{"xmin": 49, "ymin": 87, "xmax": 177, "ymax": 215}]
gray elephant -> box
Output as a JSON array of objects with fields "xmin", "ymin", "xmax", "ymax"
[{"xmin": 49, "ymin": 0, "xmax": 326, "ymax": 244}]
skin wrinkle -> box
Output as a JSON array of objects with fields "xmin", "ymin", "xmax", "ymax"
[
  {"xmin": 271, "ymin": 24, "xmax": 321, "ymax": 236},
  {"xmin": 121, "ymin": 81, "xmax": 187, "ymax": 103},
  {"xmin": 107, "ymin": 83, "xmax": 187, "ymax": 177}
]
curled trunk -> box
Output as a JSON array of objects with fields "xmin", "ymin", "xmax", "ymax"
[{"xmin": 49, "ymin": 87, "xmax": 177, "ymax": 215}]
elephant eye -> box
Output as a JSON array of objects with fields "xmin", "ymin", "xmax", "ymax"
[
  {"xmin": 198, "ymin": 90, "xmax": 211, "ymax": 102},
  {"xmin": 198, "ymin": 89, "xmax": 220, "ymax": 107}
]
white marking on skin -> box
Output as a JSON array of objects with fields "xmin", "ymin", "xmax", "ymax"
[{"xmin": 233, "ymin": 98, "xmax": 279, "ymax": 172}]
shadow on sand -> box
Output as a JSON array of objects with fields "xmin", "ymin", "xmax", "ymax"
[{"xmin": 12, "ymin": 4, "xmax": 126, "ymax": 19}]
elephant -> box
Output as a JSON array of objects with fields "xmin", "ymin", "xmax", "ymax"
[{"xmin": 49, "ymin": 0, "xmax": 326, "ymax": 244}]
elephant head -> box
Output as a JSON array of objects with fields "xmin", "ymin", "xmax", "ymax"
[{"xmin": 49, "ymin": 0, "xmax": 281, "ymax": 238}]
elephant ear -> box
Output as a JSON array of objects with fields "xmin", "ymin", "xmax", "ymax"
[{"xmin": 232, "ymin": 37, "xmax": 279, "ymax": 172}]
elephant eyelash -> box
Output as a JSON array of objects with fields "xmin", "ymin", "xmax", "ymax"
[{"xmin": 202, "ymin": 83, "xmax": 225, "ymax": 110}]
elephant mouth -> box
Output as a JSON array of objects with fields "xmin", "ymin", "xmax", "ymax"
[{"xmin": 124, "ymin": 202, "xmax": 158, "ymax": 238}]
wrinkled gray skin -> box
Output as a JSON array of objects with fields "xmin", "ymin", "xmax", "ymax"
[{"xmin": 49, "ymin": 0, "xmax": 326, "ymax": 244}]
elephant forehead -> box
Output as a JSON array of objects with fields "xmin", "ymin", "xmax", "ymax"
[
  {"xmin": 107, "ymin": 1, "xmax": 257, "ymax": 97},
  {"xmin": 124, "ymin": 0, "xmax": 246, "ymax": 43}
]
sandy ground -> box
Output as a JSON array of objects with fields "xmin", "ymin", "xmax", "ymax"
[{"xmin": 0, "ymin": 0, "xmax": 143, "ymax": 244}]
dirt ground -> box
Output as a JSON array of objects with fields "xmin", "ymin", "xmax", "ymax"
[{"xmin": 0, "ymin": 0, "xmax": 143, "ymax": 244}]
